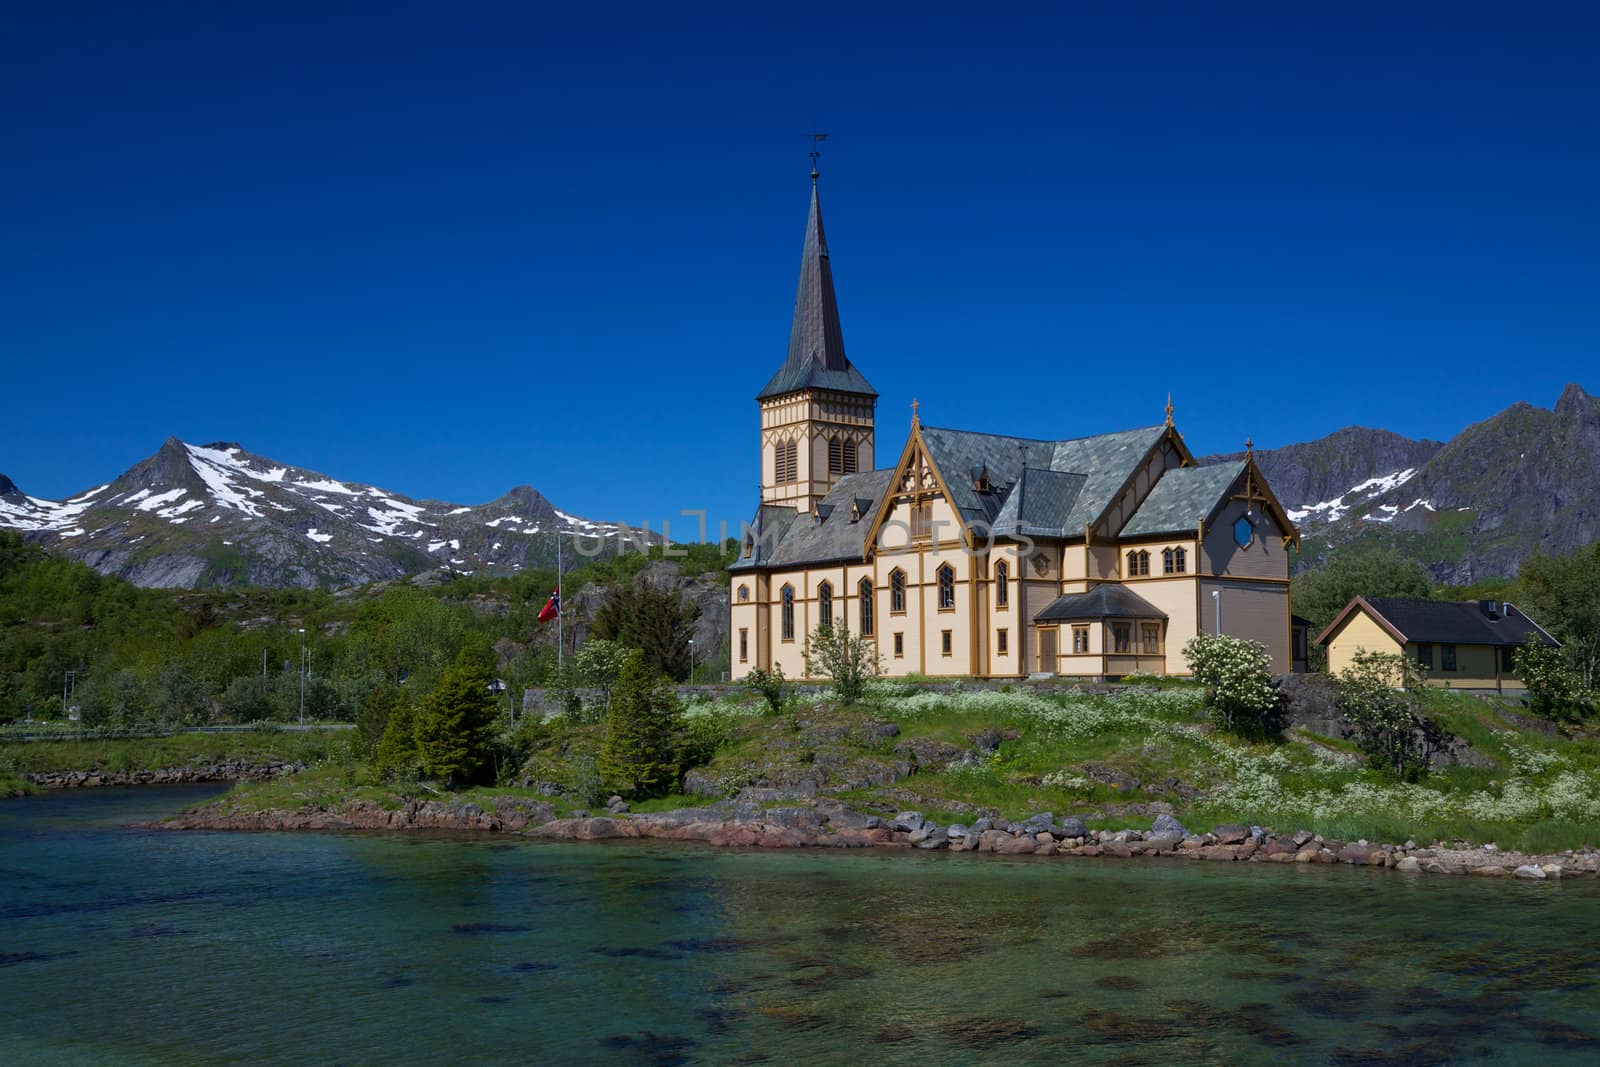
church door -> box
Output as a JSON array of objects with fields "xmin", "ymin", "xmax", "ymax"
[{"xmin": 1037, "ymin": 627, "xmax": 1058, "ymax": 674}]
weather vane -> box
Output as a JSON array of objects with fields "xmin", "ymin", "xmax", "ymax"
[{"xmin": 810, "ymin": 130, "xmax": 827, "ymax": 179}]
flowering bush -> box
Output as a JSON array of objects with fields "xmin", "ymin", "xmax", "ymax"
[
  {"xmin": 1515, "ymin": 637, "xmax": 1593, "ymax": 722},
  {"xmin": 1181, "ymin": 634, "xmax": 1281, "ymax": 736},
  {"xmin": 1335, "ymin": 650, "xmax": 1447, "ymax": 782}
]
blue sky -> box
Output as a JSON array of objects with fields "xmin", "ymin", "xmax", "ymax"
[{"xmin": 3, "ymin": 2, "xmax": 1596, "ymax": 535}]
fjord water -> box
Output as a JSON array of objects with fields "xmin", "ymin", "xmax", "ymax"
[{"xmin": 4, "ymin": 788, "xmax": 1598, "ymax": 1065}]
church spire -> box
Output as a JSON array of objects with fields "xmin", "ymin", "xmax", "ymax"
[{"xmin": 756, "ymin": 175, "xmax": 876, "ymax": 400}]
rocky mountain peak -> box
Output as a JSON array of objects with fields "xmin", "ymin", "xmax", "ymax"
[
  {"xmin": 1556, "ymin": 382, "xmax": 1596, "ymax": 420},
  {"xmin": 0, "ymin": 474, "xmax": 20, "ymax": 499}
]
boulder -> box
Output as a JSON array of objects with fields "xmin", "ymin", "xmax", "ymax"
[
  {"xmin": 1212, "ymin": 824, "xmax": 1250, "ymax": 845},
  {"xmin": 1021, "ymin": 812, "xmax": 1055, "ymax": 835},
  {"xmin": 1151, "ymin": 813, "xmax": 1188, "ymax": 837},
  {"xmin": 1055, "ymin": 816, "xmax": 1089, "ymax": 838},
  {"xmin": 892, "ymin": 811, "xmax": 926, "ymax": 833},
  {"xmin": 1513, "ymin": 865, "xmax": 1547, "ymax": 880},
  {"xmin": 993, "ymin": 835, "xmax": 1037, "ymax": 855},
  {"xmin": 915, "ymin": 829, "xmax": 950, "ymax": 850},
  {"xmin": 1394, "ymin": 856, "xmax": 1422, "ymax": 873},
  {"xmin": 1337, "ymin": 844, "xmax": 1377, "ymax": 866}
]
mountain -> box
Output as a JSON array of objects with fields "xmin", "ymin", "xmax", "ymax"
[
  {"xmin": 0, "ymin": 438, "xmax": 643, "ymax": 589},
  {"xmin": 1204, "ymin": 383, "xmax": 1600, "ymax": 583}
]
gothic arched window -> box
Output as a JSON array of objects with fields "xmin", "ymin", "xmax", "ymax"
[
  {"xmin": 858, "ymin": 577, "xmax": 874, "ymax": 635},
  {"xmin": 937, "ymin": 564, "xmax": 955, "ymax": 610},
  {"xmin": 780, "ymin": 585, "xmax": 795, "ymax": 641},
  {"xmin": 995, "ymin": 561, "xmax": 1009, "ymax": 609},
  {"xmin": 890, "ymin": 569, "xmax": 906, "ymax": 614},
  {"xmin": 818, "ymin": 581, "xmax": 833, "ymax": 628}
]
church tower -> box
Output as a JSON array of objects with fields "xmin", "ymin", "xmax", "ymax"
[{"xmin": 757, "ymin": 170, "xmax": 877, "ymax": 514}]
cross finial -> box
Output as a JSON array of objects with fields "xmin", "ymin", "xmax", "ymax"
[
  {"xmin": 911, "ymin": 397, "xmax": 920, "ymax": 426},
  {"xmin": 1245, "ymin": 436, "xmax": 1254, "ymax": 459},
  {"xmin": 1165, "ymin": 392, "xmax": 1174, "ymax": 427},
  {"xmin": 810, "ymin": 130, "xmax": 827, "ymax": 181}
]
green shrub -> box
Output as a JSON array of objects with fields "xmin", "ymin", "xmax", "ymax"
[
  {"xmin": 1181, "ymin": 634, "xmax": 1281, "ymax": 737},
  {"xmin": 803, "ymin": 624, "xmax": 881, "ymax": 704},
  {"xmin": 1336, "ymin": 650, "xmax": 1449, "ymax": 782},
  {"xmin": 1516, "ymin": 637, "xmax": 1592, "ymax": 722},
  {"xmin": 742, "ymin": 665, "xmax": 789, "ymax": 716}
]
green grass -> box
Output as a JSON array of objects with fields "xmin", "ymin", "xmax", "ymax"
[{"xmin": 0, "ymin": 729, "xmax": 352, "ymax": 774}]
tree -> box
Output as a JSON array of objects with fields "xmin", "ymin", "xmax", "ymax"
[
  {"xmin": 803, "ymin": 624, "xmax": 881, "ymax": 704},
  {"xmin": 374, "ymin": 694, "xmax": 419, "ymax": 780},
  {"xmin": 591, "ymin": 583, "xmax": 700, "ymax": 680},
  {"xmin": 1182, "ymin": 634, "xmax": 1281, "ymax": 737},
  {"xmin": 574, "ymin": 638, "xmax": 632, "ymax": 710},
  {"xmin": 741, "ymin": 665, "xmax": 788, "ymax": 716},
  {"xmin": 413, "ymin": 647, "xmax": 498, "ymax": 787},
  {"xmin": 1291, "ymin": 547, "xmax": 1432, "ymax": 639},
  {"xmin": 1519, "ymin": 543, "xmax": 1600, "ymax": 690},
  {"xmin": 1335, "ymin": 649, "xmax": 1449, "ymax": 781},
  {"xmin": 355, "ymin": 685, "xmax": 403, "ymax": 757},
  {"xmin": 1515, "ymin": 637, "xmax": 1592, "ymax": 722},
  {"xmin": 598, "ymin": 650, "xmax": 681, "ymax": 798}
]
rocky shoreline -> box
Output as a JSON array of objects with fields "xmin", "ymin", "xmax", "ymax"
[
  {"xmin": 25, "ymin": 760, "xmax": 308, "ymax": 789},
  {"xmin": 150, "ymin": 791, "xmax": 1599, "ymax": 882}
]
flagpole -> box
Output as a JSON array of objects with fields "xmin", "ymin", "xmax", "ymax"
[{"xmin": 556, "ymin": 526, "xmax": 563, "ymax": 670}]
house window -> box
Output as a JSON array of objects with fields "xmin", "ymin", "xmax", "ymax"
[
  {"xmin": 1173, "ymin": 547, "xmax": 1186, "ymax": 573},
  {"xmin": 995, "ymin": 561, "xmax": 1009, "ymax": 609},
  {"xmin": 1073, "ymin": 625, "xmax": 1089, "ymax": 654},
  {"xmin": 941, "ymin": 630, "xmax": 952, "ymax": 656},
  {"xmin": 1234, "ymin": 515, "xmax": 1254, "ymax": 549},
  {"xmin": 997, "ymin": 628, "xmax": 1009, "ymax": 655},
  {"xmin": 737, "ymin": 585, "xmax": 749, "ymax": 602},
  {"xmin": 739, "ymin": 628, "xmax": 748, "ymax": 663},
  {"xmin": 893, "ymin": 633, "xmax": 904, "ymax": 658},
  {"xmin": 1163, "ymin": 547, "xmax": 1187, "ymax": 574},
  {"xmin": 1141, "ymin": 623, "xmax": 1160, "ymax": 655},
  {"xmin": 890, "ymin": 569, "xmax": 906, "ymax": 614},
  {"xmin": 817, "ymin": 581, "xmax": 833, "ymax": 627},
  {"xmin": 780, "ymin": 585, "xmax": 795, "ymax": 641},
  {"xmin": 858, "ymin": 578, "xmax": 873, "ymax": 636},
  {"xmin": 911, "ymin": 500, "xmax": 933, "ymax": 541},
  {"xmin": 842, "ymin": 438, "xmax": 857, "ymax": 474},
  {"xmin": 1416, "ymin": 643, "xmax": 1433, "ymax": 670},
  {"xmin": 1441, "ymin": 644, "xmax": 1457, "ymax": 672},
  {"xmin": 1125, "ymin": 550, "xmax": 1149, "ymax": 576},
  {"xmin": 1112, "ymin": 623, "xmax": 1131, "ymax": 653},
  {"xmin": 937, "ymin": 564, "xmax": 955, "ymax": 610},
  {"xmin": 828, "ymin": 437, "xmax": 843, "ymax": 475}
]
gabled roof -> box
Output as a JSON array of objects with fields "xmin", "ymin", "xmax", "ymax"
[
  {"xmin": 1121, "ymin": 461, "xmax": 1246, "ymax": 537},
  {"xmin": 1317, "ymin": 596, "xmax": 1559, "ymax": 649},
  {"xmin": 731, "ymin": 469, "xmax": 895, "ymax": 571},
  {"xmin": 1036, "ymin": 585, "xmax": 1167, "ymax": 621},
  {"xmin": 980, "ymin": 424, "xmax": 1170, "ymax": 537},
  {"xmin": 757, "ymin": 181, "xmax": 876, "ymax": 401}
]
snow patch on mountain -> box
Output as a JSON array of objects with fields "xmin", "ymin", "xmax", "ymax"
[{"xmin": 1286, "ymin": 468, "xmax": 1418, "ymax": 525}]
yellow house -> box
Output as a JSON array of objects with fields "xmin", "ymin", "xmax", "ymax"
[
  {"xmin": 1318, "ymin": 596, "xmax": 1559, "ymax": 693},
  {"xmin": 728, "ymin": 173, "xmax": 1301, "ymax": 682}
]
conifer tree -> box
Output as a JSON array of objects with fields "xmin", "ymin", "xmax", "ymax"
[
  {"xmin": 413, "ymin": 646, "xmax": 497, "ymax": 787},
  {"xmin": 373, "ymin": 695, "xmax": 419, "ymax": 780},
  {"xmin": 598, "ymin": 650, "xmax": 681, "ymax": 797}
]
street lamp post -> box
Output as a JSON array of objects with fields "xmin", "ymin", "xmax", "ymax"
[
  {"xmin": 297, "ymin": 627, "xmax": 307, "ymax": 725},
  {"xmin": 688, "ymin": 639, "xmax": 696, "ymax": 685},
  {"xmin": 1211, "ymin": 590, "xmax": 1222, "ymax": 635}
]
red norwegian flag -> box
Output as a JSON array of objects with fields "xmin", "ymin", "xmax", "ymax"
[{"xmin": 537, "ymin": 590, "xmax": 561, "ymax": 623}]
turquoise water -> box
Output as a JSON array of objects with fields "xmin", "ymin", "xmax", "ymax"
[{"xmin": 3, "ymin": 787, "xmax": 1598, "ymax": 1064}]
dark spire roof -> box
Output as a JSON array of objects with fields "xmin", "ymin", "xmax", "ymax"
[{"xmin": 757, "ymin": 179, "xmax": 877, "ymax": 401}]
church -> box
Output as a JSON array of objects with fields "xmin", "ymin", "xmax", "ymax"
[{"xmin": 729, "ymin": 172, "xmax": 1300, "ymax": 681}]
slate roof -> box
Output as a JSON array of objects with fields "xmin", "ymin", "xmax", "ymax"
[
  {"xmin": 1121, "ymin": 461, "xmax": 1246, "ymax": 537},
  {"xmin": 1036, "ymin": 585, "xmax": 1167, "ymax": 621},
  {"xmin": 729, "ymin": 470, "xmax": 896, "ymax": 571},
  {"xmin": 1349, "ymin": 597, "xmax": 1559, "ymax": 648},
  {"xmin": 757, "ymin": 181, "xmax": 877, "ymax": 401},
  {"xmin": 981, "ymin": 424, "xmax": 1170, "ymax": 537}
]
